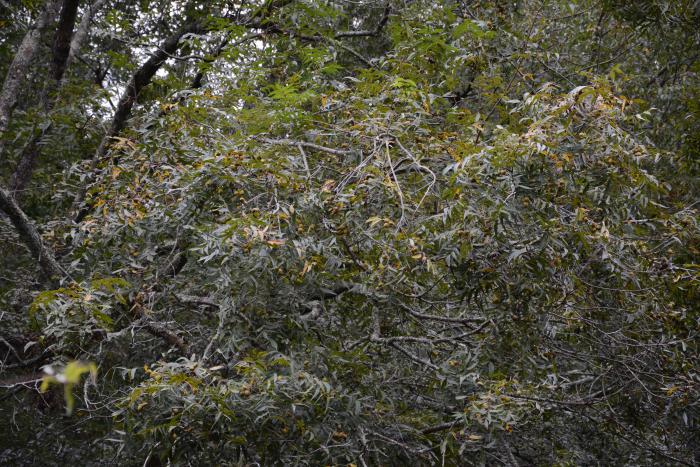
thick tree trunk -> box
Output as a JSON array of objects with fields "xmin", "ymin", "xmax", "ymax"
[{"xmin": 0, "ymin": 0, "xmax": 59, "ymax": 139}]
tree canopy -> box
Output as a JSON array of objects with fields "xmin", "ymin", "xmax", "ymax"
[{"xmin": 0, "ymin": 0, "xmax": 698, "ymax": 465}]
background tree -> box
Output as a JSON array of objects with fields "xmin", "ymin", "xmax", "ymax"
[{"xmin": 1, "ymin": 0, "xmax": 698, "ymax": 465}]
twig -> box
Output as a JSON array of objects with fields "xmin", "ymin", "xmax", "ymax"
[
  {"xmin": 297, "ymin": 143, "xmax": 312, "ymax": 179},
  {"xmin": 259, "ymin": 137, "xmax": 351, "ymax": 156},
  {"xmin": 392, "ymin": 136, "xmax": 436, "ymax": 212},
  {"xmin": 421, "ymin": 420, "xmax": 460, "ymax": 435},
  {"xmin": 385, "ymin": 139, "xmax": 406, "ymax": 229},
  {"xmin": 398, "ymin": 303, "xmax": 482, "ymax": 325}
]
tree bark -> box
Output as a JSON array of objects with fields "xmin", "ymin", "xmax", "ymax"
[
  {"xmin": 67, "ymin": 0, "xmax": 107, "ymax": 71},
  {"xmin": 50, "ymin": 0, "xmax": 80, "ymax": 83},
  {"xmin": 0, "ymin": 186, "xmax": 63, "ymax": 286},
  {"xmin": 0, "ymin": 0, "xmax": 59, "ymax": 139}
]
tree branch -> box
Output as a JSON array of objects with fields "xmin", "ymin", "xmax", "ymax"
[
  {"xmin": 258, "ymin": 137, "xmax": 352, "ymax": 156},
  {"xmin": 0, "ymin": 186, "xmax": 63, "ymax": 286},
  {"xmin": 67, "ymin": 0, "xmax": 107, "ymax": 69},
  {"xmin": 49, "ymin": 0, "xmax": 80, "ymax": 82},
  {"xmin": 72, "ymin": 21, "xmax": 204, "ymax": 220},
  {"xmin": 334, "ymin": 4, "xmax": 390, "ymax": 38},
  {"xmin": 103, "ymin": 22, "xmax": 205, "ymax": 148}
]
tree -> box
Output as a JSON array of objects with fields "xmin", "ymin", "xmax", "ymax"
[{"xmin": 1, "ymin": 1, "xmax": 698, "ymax": 465}]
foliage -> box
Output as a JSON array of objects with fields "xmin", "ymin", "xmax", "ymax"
[
  {"xmin": 0, "ymin": 0, "xmax": 698, "ymax": 465},
  {"xmin": 40, "ymin": 361, "xmax": 98, "ymax": 415}
]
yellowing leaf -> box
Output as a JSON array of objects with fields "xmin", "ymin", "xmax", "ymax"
[
  {"xmin": 40, "ymin": 361, "xmax": 98, "ymax": 415},
  {"xmin": 366, "ymin": 216, "xmax": 382, "ymax": 227}
]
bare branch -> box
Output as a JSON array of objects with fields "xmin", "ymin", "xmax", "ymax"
[
  {"xmin": 334, "ymin": 4, "xmax": 391, "ymax": 38},
  {"xmin": 259, "ymin": 137, "xmax": 352, "ymax": 156},
  {"xmin": 420, "ymin": 421, "xmax": 460, "ymax": 435}
]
